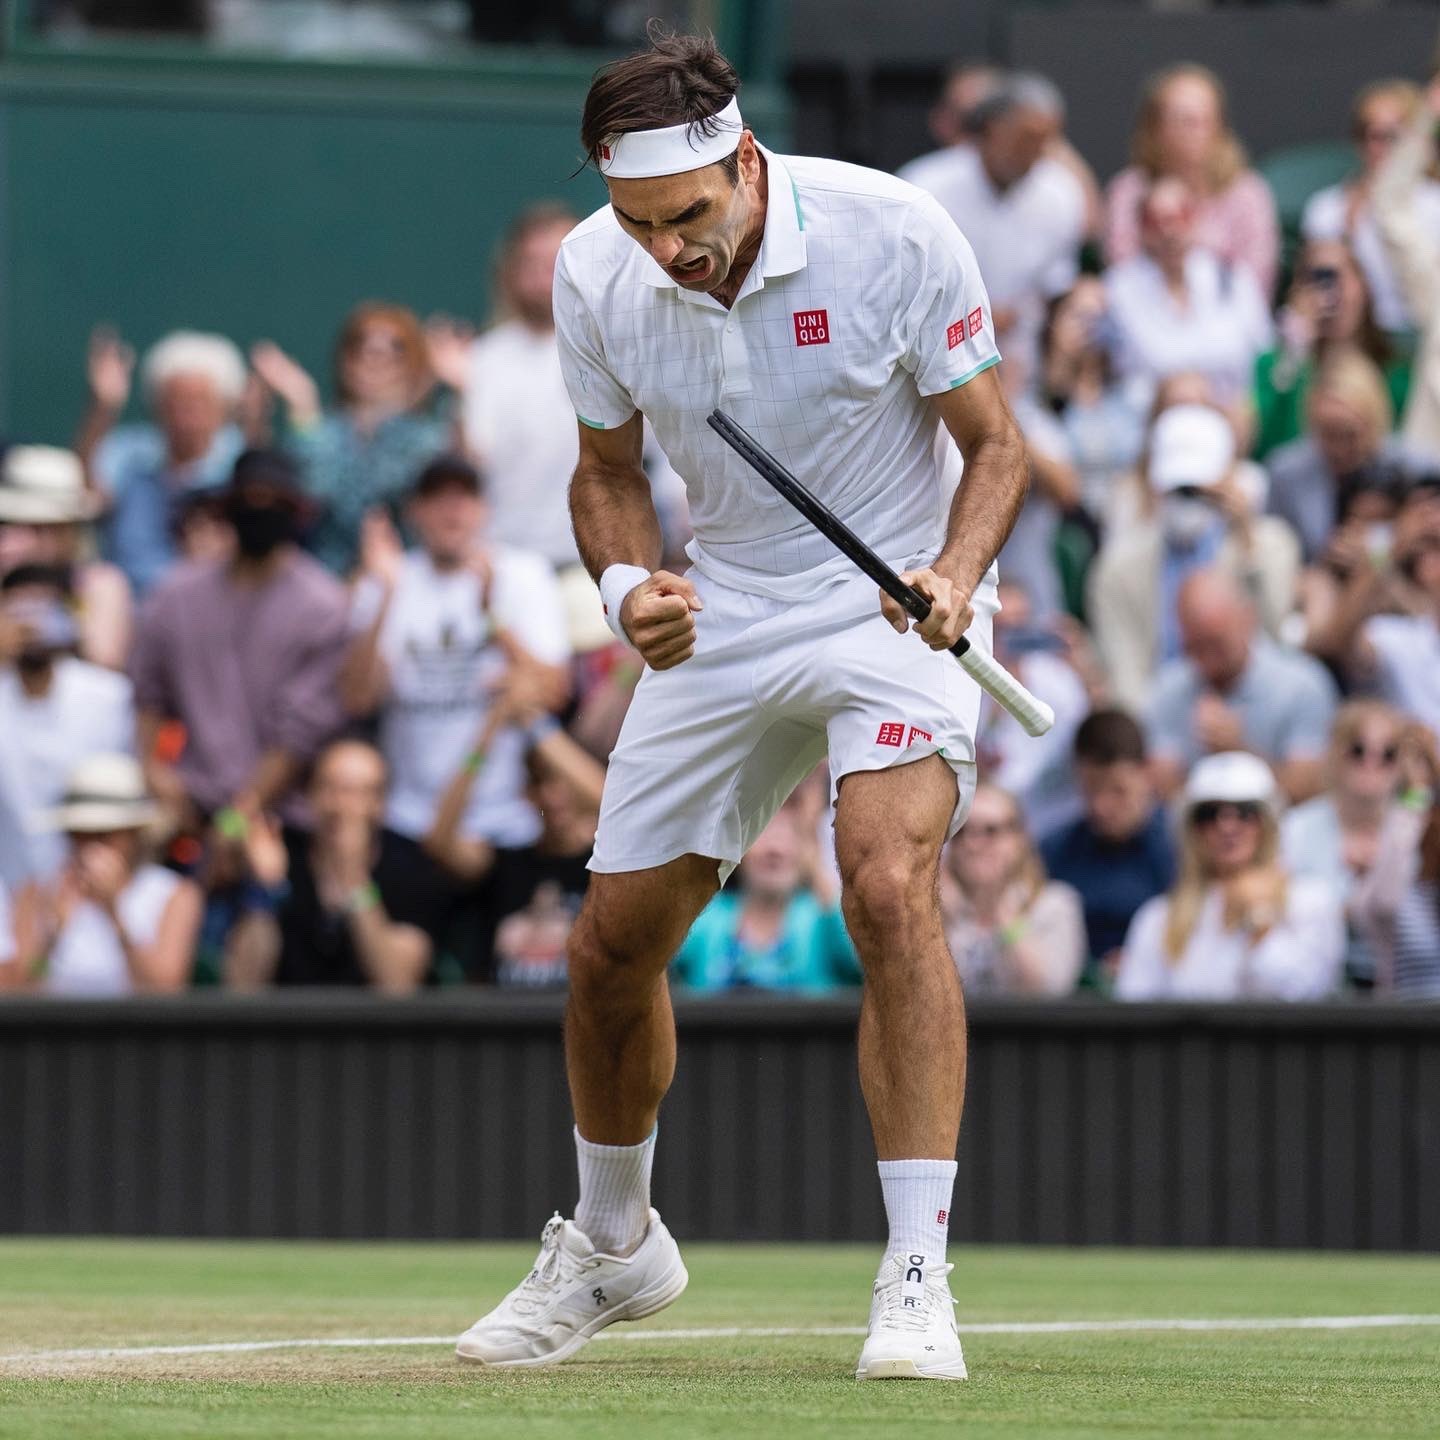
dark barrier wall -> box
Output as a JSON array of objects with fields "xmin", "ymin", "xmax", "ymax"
[{"xmin": 2, "ymin": 995, "xmax": 1437, "ymax": 1249}]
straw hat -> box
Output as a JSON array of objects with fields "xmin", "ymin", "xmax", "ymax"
[
  {"xmin": 0, "ymin": 446, "xmax": 100, "ymax": 525},
  {"xmin": 34, "ymin": 754, "xmax": 161, "ymax": 834}
]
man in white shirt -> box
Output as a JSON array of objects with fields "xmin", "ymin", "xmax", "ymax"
[
  {"xmin": 0, "ymin": 564, "xmax": 136, "ymax": 889},
  {"xmin": 900, "ymin": 72, "xmax": 1086, "ymax": 389},
  {"xmin": 456, "ymin": 32, "xmax": 1029, "ymax": 1385}
]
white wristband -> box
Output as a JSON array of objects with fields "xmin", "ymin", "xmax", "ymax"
[{"xmin": 599, "ymin": 564, "xmax": 650, "ymax": 643}]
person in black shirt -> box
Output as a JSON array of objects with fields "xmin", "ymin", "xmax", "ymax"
[
  {"xmin": 224, "ymin": 738, "xmax": 440, "ymax": 990},
  {"xmin": 1039, "ymin": 708, "xmax": 1175, "ymax": 981}
]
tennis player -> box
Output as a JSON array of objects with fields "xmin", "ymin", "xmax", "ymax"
[{"xmin": 458, "ymin": 30, "xmax": 1028, "ymax": 1381}]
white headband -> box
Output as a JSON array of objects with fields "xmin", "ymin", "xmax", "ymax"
[{"xmin": 597, "ymin": 96, "xmax": 744, "ymax": 180}]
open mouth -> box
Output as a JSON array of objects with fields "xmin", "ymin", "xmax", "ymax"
[{"xmin": 667, "ymin": 255, "xmax": 713, "ymax": 284}]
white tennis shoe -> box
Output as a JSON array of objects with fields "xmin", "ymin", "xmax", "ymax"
[
  {"xmin": 854, "ymin": 1251, "xmax": 968, "ymax": 1380},
  {"xmin": 456, "ymin": 1208, "xmax": 688, "ymax": 1367}
]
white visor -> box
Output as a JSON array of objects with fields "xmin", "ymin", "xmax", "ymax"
[{"xmin": 597, "ymin": 96, "xmax": 744, "ymax": 179}]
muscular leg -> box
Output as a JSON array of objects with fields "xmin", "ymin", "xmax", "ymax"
[
  {"xmin": 834, "ymin": 754, "xmax": 966, "ymax": 1159},
  {"xmin": 565, "ymin": 853, "xmax": 720, "ymax": 1145}
]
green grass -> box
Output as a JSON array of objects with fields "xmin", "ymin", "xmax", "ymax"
[{"xmin": 1, "ymin": 1240, "xmax": 1437, "ymax": 1439}]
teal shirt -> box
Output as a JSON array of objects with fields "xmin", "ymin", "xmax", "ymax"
[{"xmin": 672, "ymin": 892, "xmax": 861, "ymax": 993}]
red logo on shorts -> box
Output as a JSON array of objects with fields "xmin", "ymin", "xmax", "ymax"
[
  {"xmin": 876, "ymin": 722, "xmax": 905, "ymax": 747},
  {"xmin": 793, "ymin": 309, "xmax": 830, "ymax": 346},
  {"xmin": 908, "ymin": 726, "xmax": 933, "ymax": 745},
  {"xmin": 937, "ymin": 1209, "xmax": 949, "ymax": 1226},
  {"xmin": 967, "ymin": 306, "xmax": 984, "ymax": 338}
]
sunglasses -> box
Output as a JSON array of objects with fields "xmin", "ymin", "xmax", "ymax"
[
  {"xmin": 959, "ymin": 820, "xmax": 1018, "ymax": 841},
  {"xmin": 1347, "ymin": 740, "xmax": 1399, "ymax": 766},
  {"xmin": 1191, "ymin": 800, "xmax": 1263, "ymax": 827}
]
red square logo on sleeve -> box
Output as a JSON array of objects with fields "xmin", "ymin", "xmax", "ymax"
[
  {"xmin": 793, "ymin": 309, "xmax": 830, "ymax": 346},
  {"xmin": 946, "ymin": 320, "xmax": 966, "ymax": 350},
  {"xmin": 876, "ymin": 722, "xmax": 905, "ymax": 747},
  {"xmin": 967, "ymin": 306, "xmax": 984, "ymax": 338}
]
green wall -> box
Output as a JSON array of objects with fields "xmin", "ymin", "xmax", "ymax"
[{"xmin": 0, "ymin": 54, "xmax": 787, "ymax": 442}]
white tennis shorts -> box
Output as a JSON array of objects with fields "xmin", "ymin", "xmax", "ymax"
[{"xmin": 589, "ymin": 565, "xmax": 996, "ymax": 880}]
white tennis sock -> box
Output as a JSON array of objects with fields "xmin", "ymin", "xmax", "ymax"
[
  {"xmin": 573, "ymin": 1126, "xmax": 656, "ymax": 1257},
  {"xmin": 878, "ymin": 1158, "xmax": 958, "ymax": 1265}
]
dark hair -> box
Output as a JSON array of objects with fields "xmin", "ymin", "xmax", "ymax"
[
  {"xmin": 580, "ymin": 26, "xmax": 742, "ymax": 184},
  {"xmin": 1074, "ymin": 708, "xmax": 1148, "ymax": 766},
  {"xmin": 412, "ymin": 454, "xmax": 484, "ymax": 499},
  {"xmin": 0, "ymin": 562, "xmax": 70, "ymax": 595}
]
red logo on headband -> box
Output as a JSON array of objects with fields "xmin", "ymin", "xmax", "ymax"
[
  {"xmin": 793, "ymin": 310, "xmax": 830, "ymax": 346},
  {"xmin": 599, "ymin": 142, "xmax": 612, "ymax": 162}
]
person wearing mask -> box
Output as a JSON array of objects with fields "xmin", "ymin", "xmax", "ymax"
[
  {"xmin": 1088, "ymin": 403, "xmax": 1300, "ymax": 711},
  {"xmin": 940, "ymin": 782, "xmax": 1085, "ymax": 996},
  {"xmin": 75, "ymin": 328, "xmax": 248, "ymax": 595},
  {"xmin": 1255, "ymin": 239, "xmax": 1410, "ymax": 462},
  {"xmin": 224, "ymin": 739, "xmax": 436, "ymax": 992},
  {"xmin": 0, "ymin": 444, "xmax": 132, "ymax": 669},
  {"xmin": 1105, "ymin": 177, "xmax": 1273, "ymax": 407},
  {"xmin": 0, "ymin": 564, "xmax": 135, "ymax": 891},
  {"xmin": 1283, "ymin": 702, "xmax": 1432, "ymax": 986},
  {"xmin": 671, "ymin": 804, "xmax": 859, "ymax": 993},
  {"xmin": 1040, "ymin": 708, "xmax": 1175, "ymax": 977},
  {"xmin": 1147, "ymin": 569, "xmax": 1337, "ymax": 804},
  {"xmin": 902, "ymin": 72, "xmax": 1086, "ymax": 391},
  {"xmin": 250, "ymin": 303, "xmax": 450, "ymax": 576},
  {"xmin": 3, "ymin": 754, "xmax": 200, "ymax": 995},
  {"xmin": 1116, "ymin": 752, "xmax": 1343, "ymax": 1000},
  {"xmin": 1303, "ymin": 79, "xmax": 1440, "ymax": 336},
  {"xmin": 128, "ymin": 450, "xmax": 350, "ymax": 848},
  {"xmin": 1105, "ymin": 64, "xmax": 1280, "ymax": 296}
]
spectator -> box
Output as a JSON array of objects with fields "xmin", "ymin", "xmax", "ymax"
[
  {"xmin": 250, "ymin": 303, "xmax": 449, "ymax": 575},
  {"xmin": 1105, "ymin": 64, "xmax": 1280, "ymax": 297},
  {"xmin": 1147, "ymin": 569, "xmax": 1336, "ymax": 804},
  {"xmin": 224, "ymin": 740, "xmax": 435, "ymax": 992},
  {"xmin": 1116, "ymin": 752, "xmax": 1343, "ymax": 1001},
  {"xmin": 76, "ymin": 328, "xmax": 247, "ymax": 595},
  {"xmin": 940, "ymin": 782, "xmax": 1085, "ymax": 996},
  {"xmin": 1039, "ymin": 277, "xmax": 1147, "ymax": 525},
  {"xmin": 341, "ymin": 456, "xmax": 570, "ymax": 891},
  {"xmin": 1105, "ymin": 177, "xmax": 1274, "ymax": 406},
  {"xmin": 3, "ymin": 754, "xmax": 200, "ymax": 995},
  {"xmin": 1255, "ymin": 240, "xmax": 1410, "ymax": 462},
  {"xmin": 1041, "ymin": 708, "xmax": 1175, "ymax": 975},
  {"xmin": 1331, "ymin": 492, "xmax": 1440, "ymax": 739},
  {"xmin": 1302, "ymin": 79, "xmax": 1440, "ymax": 336},
  {"xmin": 1282, "ymin": 702, "xmax": 1430, "ymax": 986},
  {"xmin": 672, "ymin": 805, "xmax": 859, "ymax": 993},
  {"xmin": 896, "ymin": 60, "xmax": 1003, "ymax": 188},
  {"xmin": 977, "ymin": 579, "xmax": 1088, "ymax": 841},
  {"xmin": 1266, "ymin": 349, "xmax": 1407, "ymax": 563},
  {"xmin": 129, "ymin": 450, "xmax": 349, "ymax": 843},
  {"xmin": 1374, "ymin": 75, "xmax": 1440, "ymax": 458},
  {"xmin": 1088, "ymin": 404, "xmax": 1301, "ymax": 711},
  {"xmin": 0, "ymin": 444, "xmax": 132, "ymax": 669},
  {"xmin": 0, "ymin": 878, "xmax": 12, "ymax": 978},
  {"xmin": 0, "ymin": 564, "xmax": 135, "ymax": 890},
  {"xmin": 903, "ymin": 72, "xmax": 1086, "ymax": 389}
]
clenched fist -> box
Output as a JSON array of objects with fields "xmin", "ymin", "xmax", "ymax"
[
  {"xmin": 620, "ymin": 570, "xmax": 704, "ymax": 671},
  {"xmin": 880, "ymin": 567, "xmax": 973, "ymax": 651}
]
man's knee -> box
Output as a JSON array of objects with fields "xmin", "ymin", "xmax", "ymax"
[{"xmin": 840, "ymin": 846, "xmax": 939, "ymax": 954}]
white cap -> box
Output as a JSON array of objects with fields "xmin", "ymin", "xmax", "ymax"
[
  {"xmin": 34, "ymin": 753, "xmax": 161, "ymax": 834},
  {"xmin": 0, "ymin": 446, "xmax": 98, "ymax": 524},
  {"xmin": 1148, "ymin": 405, "xmax": 1235, "ymax": 493},
  {"xmin": 1183, "ymin": 751, "xmax": 1278, "ymax": 813}
]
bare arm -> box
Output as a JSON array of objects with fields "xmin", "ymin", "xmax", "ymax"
[
  {"xmin": 345, "ymin": 899, "xmax": 431, "ymax": 994},
  {"xmin": 571, "ymin": 414, "xmax": 702, "ymax": 670},
  {"xmin": 880, "ymin": 366, "xmax": 1028, "ymax": 648}
]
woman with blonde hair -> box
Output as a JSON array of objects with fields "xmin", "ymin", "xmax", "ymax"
[
  {"xmin": 1105, "ymin": 64, "xmax": 1280, "ymax": 297},
  {"xmin": 1116, "ymin": 752, "xmax": 1343, "ymax": 1000},
  {"xmin": 250, "ymin": 302, "xmax": 449, "ymax": 575},
  {"xmin": 940, "ymin": 782, "xmax": 1085, "ymax": 996}
]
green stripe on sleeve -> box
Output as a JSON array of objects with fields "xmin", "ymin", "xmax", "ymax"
[
  {"xmin": 947, "ymin": 355, "xmax": 1001, "ymax": 389},
  {"xmin": 577, "ymin": 414, "xmax": 605, "ymax": 430}
]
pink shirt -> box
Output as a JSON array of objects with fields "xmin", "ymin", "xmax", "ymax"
[{"xmin": 1104, "ymin": 166, "xmax": 1280, "ymax": 299}]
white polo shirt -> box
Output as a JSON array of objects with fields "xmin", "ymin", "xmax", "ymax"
[{"xmin": 553, "ymin": 148, "xmax": 1000, "ymax": 602}]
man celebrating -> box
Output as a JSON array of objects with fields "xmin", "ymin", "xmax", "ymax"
[{"xmin": 457, "ymin": 31, "xmax": 1027, "ymax": 1382}]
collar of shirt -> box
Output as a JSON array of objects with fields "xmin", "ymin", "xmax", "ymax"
[{"xmin": 633, "ymin": 145, "xmax": 807, "ymax": 303}]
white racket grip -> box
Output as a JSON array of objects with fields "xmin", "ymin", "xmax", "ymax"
[{"xmin": 955, "ymin": 642, "xmax": 1055, "ymax": 737}]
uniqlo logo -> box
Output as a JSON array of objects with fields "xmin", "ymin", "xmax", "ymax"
[
  {"xmin": 793, "ymin": 309, "xmax": 830, "ymax": 346},
  {"xmin": 946, "ymin": 320, "xmax": 966, "ymax": 350},
  {"xmin": 967, "ymin": 306, "xmax": 984, "ymax": 338},
  {"xmin": 876, "ymin": 722, "xmax": 905, "ymax": 747},
  {"xmin": 936, "ymin": 1209, "xmax": 949, "ymax": 1226},
  {"xmin": 908, "ymin": 726, "xmax": 933, "ymax": 745},
  {"xmin": 598, "ymin": 142, "xmax": 612, "ymax": 161}
]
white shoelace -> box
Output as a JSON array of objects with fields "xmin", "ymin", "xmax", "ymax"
[
  {"xmin": 509, "ymin": 1214, "xmax": 595, "ymax": 1318},
  {"xmin": 874, "ymin": 1261, "xmax": 957, "ymax": 1334}
]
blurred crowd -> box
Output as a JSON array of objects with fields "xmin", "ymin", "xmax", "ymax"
[{"xmin": 3, "ymin": 61, "xmax": 1440, "ymax": 1001}]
